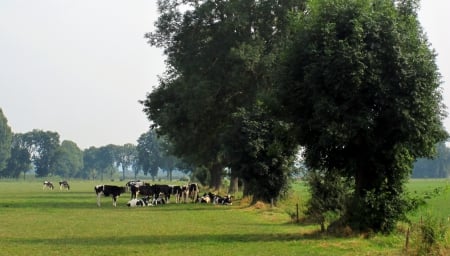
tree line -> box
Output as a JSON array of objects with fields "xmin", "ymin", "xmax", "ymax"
[
  {"xmin": 0, "ymin": 109, "xmax": 187, "ymax": 181},
  {"xmin": 141, "ymin": 0, "xmax": 447, "ymax": 234}
]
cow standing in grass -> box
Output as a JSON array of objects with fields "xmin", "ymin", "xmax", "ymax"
[
  {"xmin": 188, "ymin": 183, "xmax": 199, "ymax": 203},
  {"xmin": 59, "ymin": 180, "xmax": 70, "ymax": 190},
  {"xmin": 43, "ymin": 181, "xmax": 54, "ymax": 190},
  {"xmin": 95, "ymin": 185, "xmax": 126, "ymax": 207}
]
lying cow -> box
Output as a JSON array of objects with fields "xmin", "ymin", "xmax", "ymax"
[
  {"xmin": 95, "ymin": 185, "xmax": 126, "ymax": 207},
  {"xmin": 214, "ymin": 194, "xmax": 233, "ymax": 205},
  {"xmin": 127, "ymin": 197, "xmax": 151, "ymax": 207},
  {"xmin": 43, "ymin": 181, "xmax": 54, "ymax": 190}
]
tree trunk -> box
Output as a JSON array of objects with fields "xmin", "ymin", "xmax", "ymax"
[
  {"xmin": 209, "ymin": 163, "xmax": 222, "ymax": 190},
  {"xmin": 228, "ymin": 176, "xmax": 239, "ymax": 194}
]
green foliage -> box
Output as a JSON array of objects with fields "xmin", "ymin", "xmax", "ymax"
[
  {"xmin": 224, "ymin": 103, "xmax": 298, "ymax": 203},
  {"xmin": 408, "ymin": 214, "xmax": 449, "ymax": 255},
  {"xmin": 143, "ymin": 0, "xmax": 304, "ymax": 194},
  {"xmin": 52, "ymin": 140, "xmax": 83, "ymax": 178},
  {"xmin": 21, "ymin": 129, "xmax": 60, "ymax": 177},
  {"xmin": 305, "ymin": 169, "xmax": 352, "ymax": 232},
  {"xmin": 279, "ymin": 0, "xmax": 447, "ymax": 233},
  {"xmin": 137, "ymin": 130, "xmax": 163, "ymax": 180},
  {"xmin": 2, "ymin": 134, "xmax": 31, "ymax": 179},
  {"xmin": 0, "ymin": 108, "xmax": 12, "ymax": 172}
]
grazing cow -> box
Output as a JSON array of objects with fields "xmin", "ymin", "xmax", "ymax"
[
  {"xmin": 127, "ymin": 196, "xmax": 151, "ymax": 207},
  {"xmin": 43, "ymin": 181, "xmax": 54, "ymax": 190},
  {"xmin": 59, "ymin": 180, "xmax": 70, "ymax": 190},
  {"xmin": 188, "ymin": 183, "xmax": 199, "ymax": 203},
  {"xmin": 94, "ymin": 185, "xmax": 126, "ymax": 207}
]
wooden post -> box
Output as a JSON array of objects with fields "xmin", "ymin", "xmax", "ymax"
[
  {"xmin": 296, "ymin": 203, "xmax": 299, "ymax": 223},
  {"xmin": 405, "ymin": 226, "xmax": 410, "ymax": 252}
]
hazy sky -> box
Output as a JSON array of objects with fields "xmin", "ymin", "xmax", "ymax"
[{"xmin": 0, "ymin": 1, "xmax": 449, "ymax": 149}]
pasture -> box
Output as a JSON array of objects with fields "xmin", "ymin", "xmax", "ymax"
[{"xmin": 0, "ymin": 179, "xmax": 448, "ymax": 255}]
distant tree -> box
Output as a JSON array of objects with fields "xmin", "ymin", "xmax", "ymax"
[
  {"xmin": 98, "ymin": 145, "xmax": 117, "ymax": 180},
  {"xmin": 82, "ymin": 145, "xmax": 116, "ymax": 180},
  {"xmin": 278, "ymin": 0, "xmax": 447, "ymax": 232},
  {"xmin": 137, "ymin": 130, "xmax": 162, "ymax": 181},
  {"xmin": 0, "ymin": 108, "xmax": 12, "ymax": 172},
  {"xmin": 82, "ymin": 147, "xmax": 99, "ymax": 180},
  {"xmin": 112, "ymin": 143, "xmax": 137, "ymax": 181},
  {"xmin": 413, "ymin": 142, "xmax": 450, "ymax": 178},
  {"xmin": 22, "ymin": 130, "xmax": 60, "ymax": 177},
  {"xmin": 1, "ymin": 134, "xmax": 31, "ymax": 179},
  {"xmin": 52, "ymin": 140, "xmax": 83, "ymax": 178}
]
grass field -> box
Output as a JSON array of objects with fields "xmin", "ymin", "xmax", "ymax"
[{"xmin": 0, "ymin": 179, "xmax": 449, "ymax": 256}]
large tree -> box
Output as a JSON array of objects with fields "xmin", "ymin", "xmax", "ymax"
[
  {"xmin": 278, "ymin": 0, "xmax": 447, "ymax": 232},
  {"xmin": 143, "ymin": 0, "xmax": 303, "ymax": 193},
  {"xmin": 0, "ymin": 108, "xmax": 12, "ymax": 172}
]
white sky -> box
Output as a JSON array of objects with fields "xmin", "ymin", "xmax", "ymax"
[{"xmin": 0, "ymin": 1, "xmax": 449, "ymax": 150}]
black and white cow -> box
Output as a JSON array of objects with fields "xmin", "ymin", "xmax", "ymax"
[
  {"xmin": 181, "ymin": 185, "xmax": 189, "ymax": 203},
  {"xmin": 214, "ymin": 194, "xmax": 233, "ymax": 205},
  {"xmin": 127, "ymin": 196, "xmax": 151, "ymax": 207},
  {"xmin": 43, "ymin": 181, "xmax": 54, "ymax": 190},
  {"xmin": 59, "ymin": 180, "xmax": 70, "ymax": 190},
  {"xmin": 171, "ymin": 185, "xmax": 183, "ymax": 203},
  {"xmin": 198, "ymin": 193, "xmax": 212, "ymax": 203},
  {"xmin": 94, "ymin": 185, "xmax": 126, "ymax": 207},
  {"xmin": 188, "ymin": 183, "xmax": 199, "ymax": 203},
  {"xmin": 151, "ymin": 184, "xmax": 172, "ymax": 203}
]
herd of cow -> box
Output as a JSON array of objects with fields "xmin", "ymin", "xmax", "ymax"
[
  {"xmin": 43, "ymin": 180, "xmax": 70, "ymax": 190},
  {"xmin": 43, "ymin": 180, "xmax": 232, "ymax": 207}
]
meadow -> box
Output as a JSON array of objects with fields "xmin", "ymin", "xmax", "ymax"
[{"xmin": 0, "ymin": 179, "xmax": 448, "ymax": 256}]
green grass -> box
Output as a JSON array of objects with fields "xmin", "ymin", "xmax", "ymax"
[{"xmin": 0, "ymin": 179, "xmax": 448, "ymax": 255}]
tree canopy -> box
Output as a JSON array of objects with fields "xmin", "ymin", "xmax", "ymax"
[
  {"xmin": 0, "ymin": 108, "xmax": 12, "ymax": 172},
  {"xmin": 142, "ymin": 0, "xmax": 304, "ymax": 197},
  {"xmin": 278, "ymin": 0, "xmax": 447, "ymax": 232}
]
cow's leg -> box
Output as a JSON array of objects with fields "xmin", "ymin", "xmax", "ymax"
[
  {"xmin": 96, "ymin": 193, "xmax": 102, "ymax": 207},
  {"xmin": 112, "ymin": 196, "xmax": 117, "ymax": 207}
]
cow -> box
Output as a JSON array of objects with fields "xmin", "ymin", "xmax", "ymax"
[
  {"xmin": 94, "ymin": 185, "xmax": 126, "ymax": 207},
  {"xmin": 151, "ymin": 193, "xmax": 166, "ymax": 205},
  {"xmin": 59, "ymin": 180, "xmax": 70, "ymax": 190},
  {"xmin": 134, "ymin": 184, "xmax": 153, "ymax": 198},
  {"xmin": 214, "ymin": 194, "xmax": 233, "ymax": 205},
  {"xmin": 127, "ymin": 196, "xmax": 151, "ymax": 207},
  {"xmin": 126, "ymin": 180, "xmax": 150, "ymax": 199},
  {"xmin": 181, "ymin": 185, "xmax": 189, "ymax": 203},
  {"xmin": 43, "ymin": 181, "xmax": 54, "ymax": 190},
  {"xmin": 198, "ymin": 193, "xmax": 212, "ymax": 203},
  {"xmin": 171, "ymin": 185, "xmax": 183, "ymax": 203},
  {"xmin": 151, "ymin": 184, "xmax": 172, "ymax": 203},
  {"xmin": 188, "ymin": 183, "xmax": 199, "ymax": 203}
]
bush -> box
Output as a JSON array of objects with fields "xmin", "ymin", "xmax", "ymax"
[
  {"xmin": 408, "ymin": 214, "xmax": 449, "ymax": 255},
  {"xmin": 304, "ymin": 169, "xmax": 352, "ymax": 232}
]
